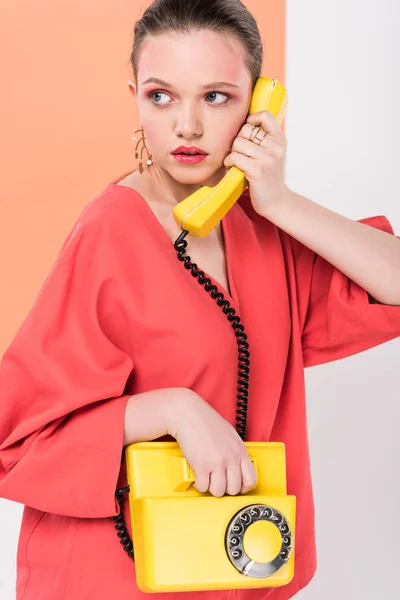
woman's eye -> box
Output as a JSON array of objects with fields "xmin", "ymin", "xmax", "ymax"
[
  {"xmin": 149, "ymin": 91, "xmax": 170, "ymax": 105},
  {"xmin": 148, "ymin": 91, "xmax": 230, "ymax": 105},
  {"xmin": 206, "ymin": 92, "xmax": 230, "ymax": 104}
]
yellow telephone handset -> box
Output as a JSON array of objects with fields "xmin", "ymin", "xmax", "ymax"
[{"xmin": 172, "ymin": 77, "xmax": 288, "ymax": 238}]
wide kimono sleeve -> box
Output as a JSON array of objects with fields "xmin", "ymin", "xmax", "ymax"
[
  {"xmin": 288, "ymin": 215, "xmax": 400, "ymax": 368},
  {"xmin": 0, "ymin": 212, "xmax": 134, "ymax": 518}
]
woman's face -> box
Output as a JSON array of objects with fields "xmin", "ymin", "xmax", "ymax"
[{"xmin": 130, "ymin": 29, "xmax": 254, "ymax": 187}]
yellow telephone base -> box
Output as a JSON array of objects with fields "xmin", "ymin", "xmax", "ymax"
[{"xmin": 125, "ymin": 441, "xmax": 296, "ymax": 593}]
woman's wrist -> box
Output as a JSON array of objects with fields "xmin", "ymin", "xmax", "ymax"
[{"xmin": 123, "ymin": 387, "xmax": 195, "ymax": 447}]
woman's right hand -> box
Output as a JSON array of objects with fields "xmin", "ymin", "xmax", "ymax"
[{"xmin": 167, "ymin": 391, "xmax": 257, "ymax": 497}]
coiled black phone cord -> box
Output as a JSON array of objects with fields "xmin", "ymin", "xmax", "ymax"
[{"xmin": 114, "ymin": 229, "xmax": 251, "ymax": 560}]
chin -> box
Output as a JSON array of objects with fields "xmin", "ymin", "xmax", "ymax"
[{"xmin": 168, "ymin": 161, "xmax": 226, "ymax": 185}]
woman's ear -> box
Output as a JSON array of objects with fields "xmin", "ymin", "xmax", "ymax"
[{"xmin": 128, "ymin": 79, "xmax": 137, "ymax": 99}]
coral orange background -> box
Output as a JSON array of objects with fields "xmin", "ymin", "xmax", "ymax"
[{"xmin": 0, "ymin": 0, "xmax": 285, "ymax": 353}]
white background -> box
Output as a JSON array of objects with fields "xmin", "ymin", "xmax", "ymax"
[
  {"xmin": 1, "ymin": 0, "xmax": 399, "ymax": 598},
  {"xmin": 287, "ymin": 0, "xmax": 400, "ymax": 598}
]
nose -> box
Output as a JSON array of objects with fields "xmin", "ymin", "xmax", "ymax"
[{"xmin": 174, "ymin": 103, "xmax": 203, "ymax": 139}]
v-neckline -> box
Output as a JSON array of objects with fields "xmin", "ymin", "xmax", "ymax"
[{"xmin": 107, "ymin": 179, "xmax": 239, "ymax": 309}]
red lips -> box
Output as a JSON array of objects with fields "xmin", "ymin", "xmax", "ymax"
[{"xmin": 171, "ymin": 146, "xmax": 208, "ymax": 155}]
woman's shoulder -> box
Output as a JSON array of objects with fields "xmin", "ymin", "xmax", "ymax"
[
  {"xmin": 70, "ymin": 175, "xmax": 147, "ymax": 247},
  {"xmin": 52, "ymin": 175, "xmax": 146, "ymax": 269},
  {"xmin": 81, "ymin": 178, "xmax": 139, "ymax": 223}
]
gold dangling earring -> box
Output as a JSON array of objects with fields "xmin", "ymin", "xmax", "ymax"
[{"xmin": 132, "ymin": 125, "xmax": 153, "ymax": 174}]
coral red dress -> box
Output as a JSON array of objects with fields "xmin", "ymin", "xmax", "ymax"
[{"xmin": 1, "ymin": 174, "xmax": 400, "ymax": 599}]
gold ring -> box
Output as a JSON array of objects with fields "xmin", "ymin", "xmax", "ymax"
[
  {"xmin": 251, "ymin": 125, "xmax": 267, "ymax": 145},
  {"xmin": 250, "ymin": 125, "xmax": 260, "ymax": 141},
  {"xmin": 255, "ymin": 130, "xmax": 268, "ymax": 144}
]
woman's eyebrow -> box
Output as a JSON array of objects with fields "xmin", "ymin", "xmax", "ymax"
[{"xmin": 142, "ymin": 77, "xmax": 240, "ymax": 90}]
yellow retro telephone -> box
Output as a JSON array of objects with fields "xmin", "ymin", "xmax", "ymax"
[{"xmin": 114, "ymin": 78, "xmax": 295, "ymax": 593}]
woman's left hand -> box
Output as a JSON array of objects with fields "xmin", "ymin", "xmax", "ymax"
[{"xmin": 223, "ymin": 110, "xmax": 289, "ymax": 219}]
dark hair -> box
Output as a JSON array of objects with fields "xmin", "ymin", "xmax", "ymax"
[{"xmin": 130, "ymin": 0, "xmax": 263, "ymax": 88}]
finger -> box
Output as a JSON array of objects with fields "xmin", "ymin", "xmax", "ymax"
[
  {"xmin": 246, "ymin": 110, "xmax": 282, "ymax": 137},
  {"xmin": 223, "ymin": 151, "xmax": 254, "ymax": 172},
  {"xmin": 209, "ymin": 468, "xmax": 227, "ymax": 497},
  {"xmin": 240, "ymin": 458, "xmax": 257, "ymax": 493},
  {"xmin": 225, "ymin": 463, "xmax": 243, "ymax": 496},
  {"xmin": 237, "ymin": 123, "xmax": 283, "ymax": 154},
  {"xmin": 236, "ymin": 123, "xmax": 269, "ymax": 143},
  {"xmin": 238, "ymin": 123, "xmax": 282, "ymax": 150},
  {"xmin": 231, "ymin": 135, "xmax": 265, "ymax": 159},
  {"xmin": 193, "ymin": 470, "xmax": 210, "ymax": 494},
  {"xmin": 234, "ymin": 129, "xmax": 286, "ymax": 161}
]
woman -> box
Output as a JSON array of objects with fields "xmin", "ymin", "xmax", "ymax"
[{"xmin": 1, "ymin": 0, "xmax": 400, "ymax": 598}]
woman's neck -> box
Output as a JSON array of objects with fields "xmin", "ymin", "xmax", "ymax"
[{"xmin": 142, "ymin": 162, "xmax": 228, "ymax": 207}]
